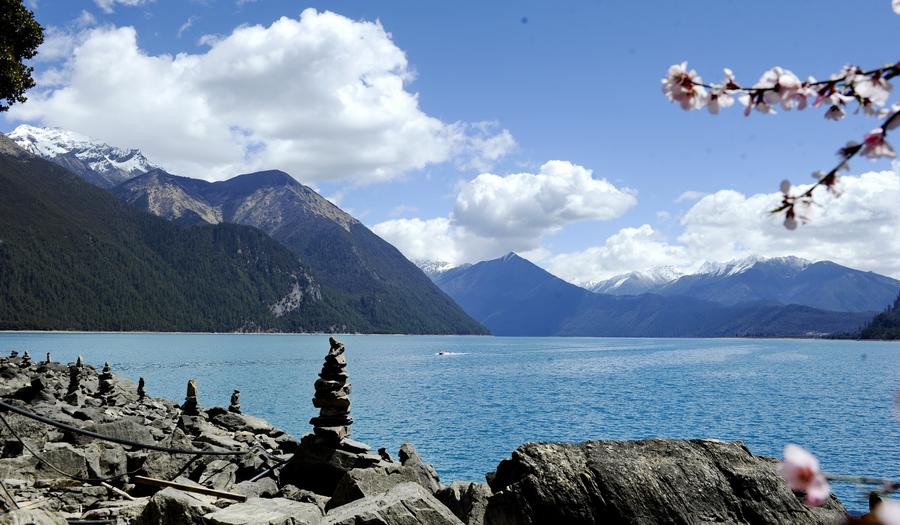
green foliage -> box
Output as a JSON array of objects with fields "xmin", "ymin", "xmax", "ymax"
[
  {"xmin": 0, "ymin": 147, "xmax": 369, "ymax": 332},
  {"xmin": 0, "ymin": 0, "xmax": 43, "ymax": 111},
  {"xmin": 859, "ymin": 293, "xmax": 900, "ymax": 340}
]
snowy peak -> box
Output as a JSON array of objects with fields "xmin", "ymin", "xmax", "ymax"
[
  {"xmin": 7, "ymin": 125, "xmax": 160, "ymax": 188},
  {"xmin": 697, "ymin": 255, "xmax": 811, "ymax": 277},
  {"xmin": 585, "ymin": 266, "xmax": 683, "ymax": 295}
]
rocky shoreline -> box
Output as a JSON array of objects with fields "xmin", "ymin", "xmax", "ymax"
[{"xmin": 0, "ymin": 340, "xmax": 848, "ymax": 524}]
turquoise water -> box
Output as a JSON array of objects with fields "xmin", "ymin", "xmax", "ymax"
[{"xmin": 1, "ymin": 333, "xmax": 898, "ymax": 513}]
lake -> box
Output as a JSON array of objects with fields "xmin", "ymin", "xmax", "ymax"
[{"xmin": 0, "ymin": 333, "xmax": 897, "ymax": 513}]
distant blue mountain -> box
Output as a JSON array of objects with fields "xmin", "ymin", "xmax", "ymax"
[
  {"xmin": 433, "ymin": 253, "xmax": 875, "ymax": 337},
  {"xmin": 657, "ymin": 256, "xmax": 900, "ymax": 313}
]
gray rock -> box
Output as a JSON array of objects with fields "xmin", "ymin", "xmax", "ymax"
[
  {"xmin": 233, "ymin": 477, "xmax": 279, "ymax": 498},
  {"xmin": 35, "ymin": 442, "xmax": 90, "ymax": 479},
  {"xmin": 204, "ymin": 497, "xmax": 322, "ymax": 525},
  {"xmin": 329, "ymin": 464, "xmax": 421, "ymax": 509},
  {"xmin": 483, "ymin": 439, "xmax": 847, "ymax": 525},
  {"xmin": 436, "ymin": 482, "xmax": 490, "ymax": 525},
  {"xmin": 280, "ymin": 435, "xmax": 381, "ymax": 496},
  {"xmin": 95, "ymin": 417, "xmax": 155, "ymax": 445},
  {"xmin": 0, "ymin": 509, "xmax": 68, "ymax": 525},
  {"xmin": 198, "ymin": 459, "xmax": 239, "ymax": 491},
  {"xmin": 399, "ymin": 443, "xmax": 442, "ymax": 494},
  {"xmin": 134, "ymin": 486, "xmax": 218, "ymax": 525},
  {"xmin": 280, "ymin": 485, "xmax": 331, "ymax": 513},
  {"xmin": 323, "ymin": 482, "xmax": 463, "ymax": 525}
]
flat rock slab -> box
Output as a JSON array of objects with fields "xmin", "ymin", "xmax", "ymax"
[
  {"xmin": 329, "ymin": 464, "xmax": 421, "ymax": 509},
  {"xmin": 324, "ymin": 482, "xmax": 464, "ymax": 525},
  {"xmin": 0, "ymin": 509, "xmax": 68, "ymax": 525},
  {"xmin": 484, "ymin": 439, "xmax": 847, "ymax": 525},
  {"xmin": 204, "ymin": 497, "xmax": 322, "ymax": 525}
]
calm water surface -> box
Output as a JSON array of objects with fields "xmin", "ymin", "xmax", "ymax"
[{"xmin": 0, "ymin": 333, "xmax": 897, "ymax": 513}]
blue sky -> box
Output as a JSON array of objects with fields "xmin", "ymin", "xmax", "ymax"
[{"xmin": 6, "ymin": 0, "xmax": 900, "ymax": 281}]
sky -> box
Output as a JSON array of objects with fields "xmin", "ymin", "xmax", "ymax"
[{"xmin": 5, "ymin": 0, "xmax": 900, "ymax": 281}]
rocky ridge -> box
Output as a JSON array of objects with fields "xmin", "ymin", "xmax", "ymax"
[{"xmin": 0, "ymin": 342, "xmax": 849, "ymax": 525}]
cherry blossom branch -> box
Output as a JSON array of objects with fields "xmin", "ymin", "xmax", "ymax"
[
  {"xmin": 772, "ymin": 108, "xmax": 899, "ymax": 229},
  {"xmin": 663, "ymin": 61, "xmax": 899, "ymax": 118}
]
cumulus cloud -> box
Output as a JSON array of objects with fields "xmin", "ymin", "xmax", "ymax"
[
  {"xmin": 454, "ymin": 160, "xmax": 636, "ymax": 239},
  {"xmin": 547, "ymin": 225, "xmax": 689, "ymax": 284},
  {"xmin": 10, "ymin": 9, "xmax": 513, "ymax": 183},
  {"xmin": 373, "ymin": 160, "xmax": 636, "ymax": 265},
  {"xmin": 676, "ymin": 168, "xmax": 900, "ymax": 277},
  {"xmin": 546, "ymin": 167, "xmax": 900, "ymax": 284}
]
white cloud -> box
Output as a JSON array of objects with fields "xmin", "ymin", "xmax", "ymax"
[
  {"xmin": 373, "ymin": 160, "xmax": 636, "ymax": 265},
  {"xmin": 10, "ymin": 9, "xmax": 513, "ymax": 183},
  {"xmin": 675, "ymin": 190, "xmax": 708, "ymax": 203},
  {"xmin": 548, "ymin": 167, "xmax": 900, "ymax": 283},
  {"xmin": 676, "ymin": 167, "xmax": 900, "ymax": 277},
  {"xmin": 34, "ymin": 27, "xmax": 78, "ymax": 63},
  {"xmin": 177, "ymin": 16, "xmax": 196, "ymax": 38},
  {"xmin": 76, "ymin": 10, "xmax": 97, "ymax": 28},
  {"xmin": 94, "ymin": 0, "xmax": 152, "ymax": 14},
  {"xmin": 547, "ymin": 225, "xmax": 689, "ymax": 284},
  {"xmin": 453, "ymin": 160, "xmax": 636, "ymax": 239}
]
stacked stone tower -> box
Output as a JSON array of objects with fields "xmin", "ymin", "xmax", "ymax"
[{"xmin": 310, "ymin": 337, "xmax": 353, "ymax": 443}]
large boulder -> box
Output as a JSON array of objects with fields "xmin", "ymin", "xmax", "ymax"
[
  {"xmin": 323, "ymin": 482, "xmax": 463, "ymax": 525},
  {"xmin": 280, "ymin": 435, "xmax": 382, "ymax": 496},
  {"xmin": 204, "ymin": 497, "xmax": 322, "ymax": 525},
  {"xmin": 398, "ymin": 443, "xmax": 442, "ymax": 494},
  {"xmin": 328, "ymin": 464, "xmax": 421, "ymax": 509},
  {"xmin": 436, "ymin": 482, "xmax": 491, "ymax": 525},
  {"xmin": 484, "ymin": 439, "xmax": 847, "ymax": 525},
  {"xmin": 134, "ymin": 486, "xmax": 218, "ymax": 525},
  {"xmin": 0, "ymin": 509, "xmax": 68, "ymax": 525}
]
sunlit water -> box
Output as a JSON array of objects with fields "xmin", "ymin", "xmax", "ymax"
[{"xmin": 1, "ymin": 333, "xmax": 897, "ymax": 513}]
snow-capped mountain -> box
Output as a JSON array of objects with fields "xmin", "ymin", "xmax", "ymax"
[
  {"xmin": 6, "ymin": 125, "xmax": 160, "ymax": 188},
  {"xmin": 695, "ymin": 255, "xmax": 810, "ymax": 277},
  {"xmin": 580, "ymin": 255, "xmax": 898, "ymax": 312},
  {"xmin": 585, "ymin": 266, "xmax": 683, "ymax": 295},
  {"xmin": 417, "ymin": 260, "xmax": 466, "ymax": 280}
]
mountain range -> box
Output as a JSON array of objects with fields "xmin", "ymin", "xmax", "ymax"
[
  {"xmin": 7, "ymin": 125, "xmax": 898, "ymax": 338},
  {"xmin": 0, "ymin": 135, "xmax": 360, "ymax": 332},
  {"xmin": 585, "ymin": 256, "xmax": 899, "ymax": 313},
  {"xmin": 3, "ymin": 127, "xmax": 485, "ymax": 335},
  {"xmin": 431, "ymin": 253, "xmax": 885, "ymax": 337}
]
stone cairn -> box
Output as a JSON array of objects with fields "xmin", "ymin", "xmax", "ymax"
[
  {"xmin": 183, "ymin": 378, "xmax": 200, "ymax": 415},
  {"xmin": 229, "ymin": 389, "xmax": 241, "ymax": 413},
  {"xmin": 137, "ymin": 377, "xmax": 146, "ymax": 401},
  {"xmin": 20, "ymin": 351, "xmax": 31, "ymax": 368},
  {"xmin": 98, "ymin": 361, "xmax": 114, "ymax": 404},
  {"xmin": 310, "ymin": 336, "xmax": 353, "ymax": 444}
]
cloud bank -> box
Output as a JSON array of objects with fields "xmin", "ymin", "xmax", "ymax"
[
  {"xmin": 373, "ymin": 160, "xmax": 637, "ymax": 265},
  {"xmin": 11, "ymin": 9, "xmax": 513, "ymax": 183}
]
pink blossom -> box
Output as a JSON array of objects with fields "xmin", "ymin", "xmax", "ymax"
[
  {"xmin": 779, "ymin": 444, "xmax": 830, "ymax": 506},
  {"xmin": 877, "ymin": 499, "xmax": 900, "ymax": 525},
  {"xmin": 662, "ymin": 62, "xmax": 708, "ymax": 111},
  {"xmin": 855, "ymin": 76, "xmax": 892, "ymax": 107},
  {"xmin": 861, "ymin": 128, "xmax": 897, "ymax": 159},
  {"xmin": 824, "ymin": 105, "xmax": 846, "ymax": 121},
  {"xmin": 755, "ymin": 67, "xmax": 806, "ymax": 111}
]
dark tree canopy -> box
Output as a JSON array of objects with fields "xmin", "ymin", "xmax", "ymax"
[{"xmin": 0, "ymin": 0, "xmax": 43, "ymax": 111}]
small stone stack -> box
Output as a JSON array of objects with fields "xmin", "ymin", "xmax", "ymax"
[
  {"xmin": 229, "ymin": 389, "xmax": 241, "ymax": 413},
  {"xmin": 183, "ymin": 378, "xmax": 200, "ymax": 415},
  {"xmin": 310, "ymin": 337, "xmax": 353, "ymax": 443},
  {"xmin": 98, "ymin": 361, "xmax": 115, "ymax": 404}
]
